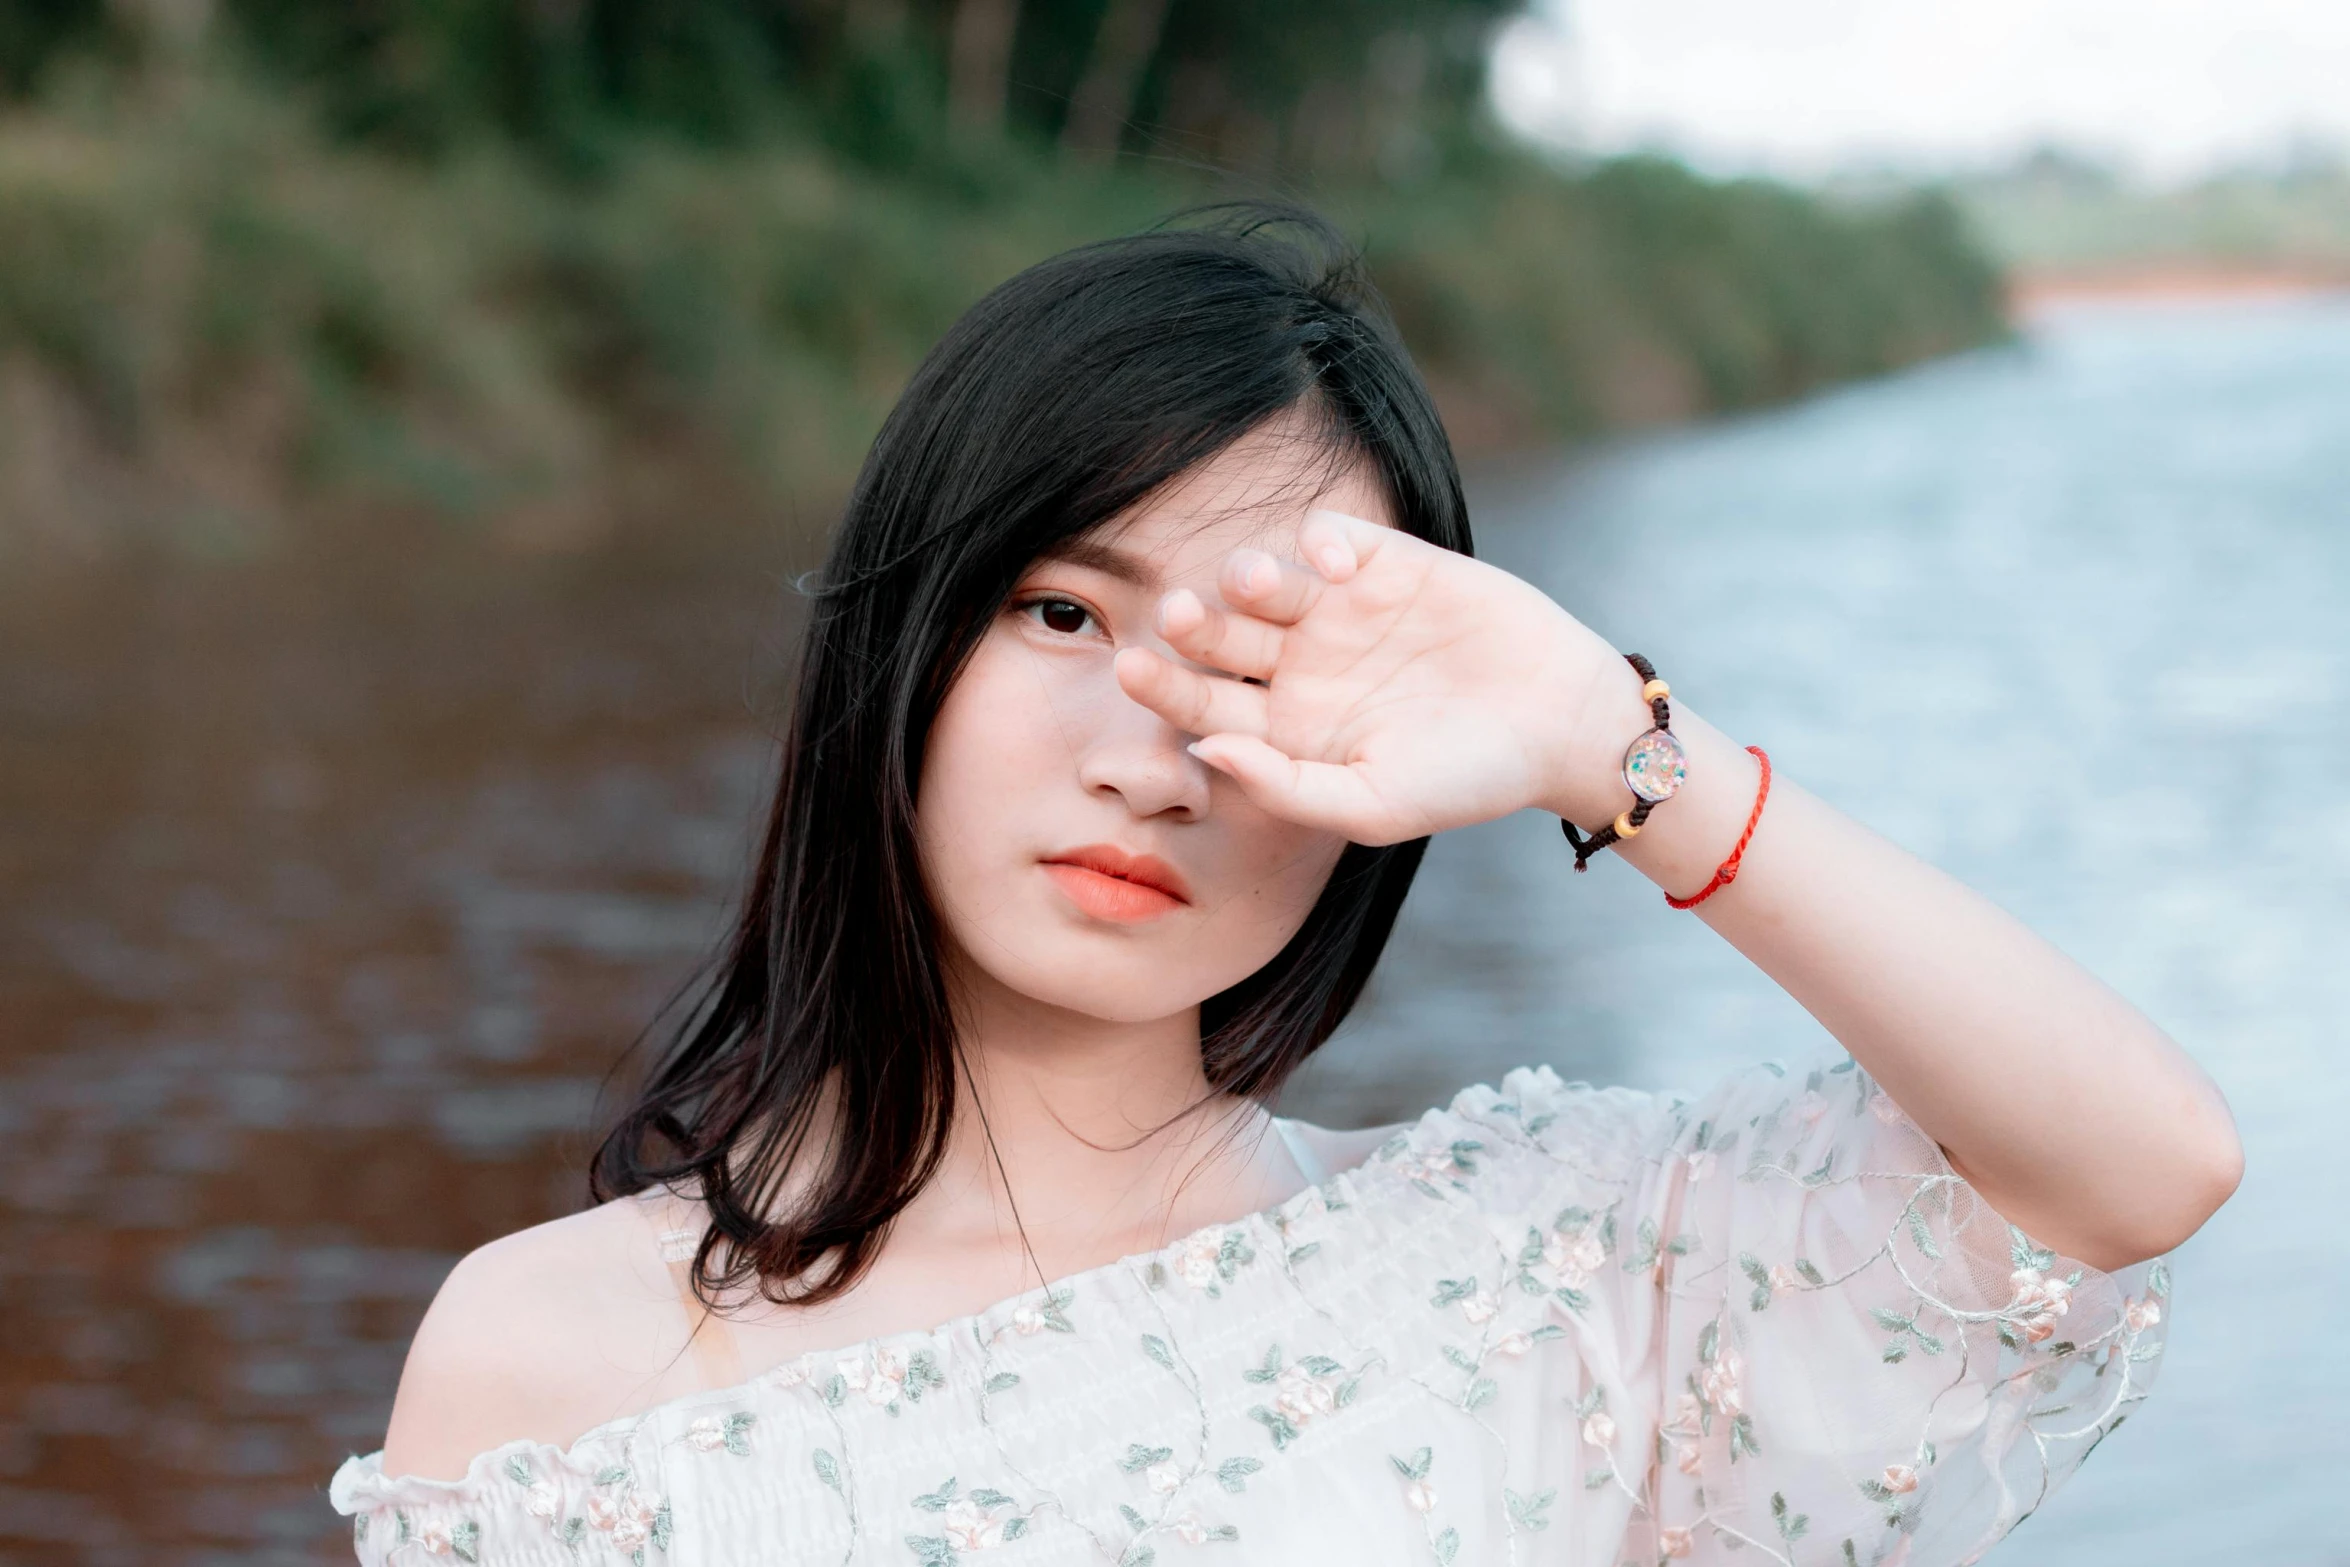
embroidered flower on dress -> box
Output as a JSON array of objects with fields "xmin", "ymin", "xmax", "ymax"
[
  {"xmin": 1660, "ymin": 1525, "xmax": 1696, "ymax": 1558},
  {"xmin": 1176, "ymin": 1228, "xmax": 1226, "ymax": 1288},
  {"xmin": 942, "ymin": 1497, "xmax": 1005, "ymax": 1551},
  {"xmin": 1685, "ymin": 1149, "xmax": 1717, "ymax": 1183},
  {"xmin": 1698, "ymin": 1348, "xmax": 1745, "ymax": 1417},
  {"xmin": 1405, "ymin": 1477, "xmax": 1439, "ymax": 1513},
  {"xmin": 2124, "ymin": 1295, "xmax": 2162, "ymax": 1333},
  {"xmin": 1580, "ymin": 1410, "xmax": 1616, "ymax": 1449},
  {"xmin": 1879, "ymin": 1464, "xmax": 1920, "ymax": 1495},
  {"xmin": 420, "ymin": 1523, "xmax": 451, "ymax": 1555},
  {"xmin": 1493, "ymin": 1330, "xmax": 1533, "ymax": 1357},
  {"xmin": 524, "ymin": 1479, "xmax": 561, "ymax": 1519},
  {"xmin": 2007, "ymin": 1268, "xmax": 2074, "ymax": 1343},
  {"xmin": 1145, "ymin": 1459, "xmax": 1183, "ymax": 1495},
  {"xmin": 1541, "ymin": 1230, "xmax": 1607, "ymax": 1290},
  {"xmin": 1459, "ymin": 1287, "xmax": 1498, "ymax": 1325}
]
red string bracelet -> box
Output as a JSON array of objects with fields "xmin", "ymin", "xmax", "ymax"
[{"xmin": 1664, "ymin": 746, "xmax": 1772, "ymax": 910}]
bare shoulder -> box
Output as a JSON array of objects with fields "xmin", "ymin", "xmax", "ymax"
[{"xmin": 378, "ymin": 1191, "xmax": 699, "ymax": 1482}]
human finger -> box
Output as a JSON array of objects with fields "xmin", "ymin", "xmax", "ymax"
[
  {"xmin": 1297, "ymin": 508, "xmax": 1393, "ymax": 583},
  {"xmin": 1184, "ymin": 735, "xmax": 1399, "ymax": 842},
  {"xmin": 1114, "ymin": 646, "xmax": 1270, "ymax": 738},
  {"xmin": 1218, "ymin": 547, "xmax": 1326, "ymax": 627},
  {"xmin": 1156, "ymin": 588, "xmax": 1284, "ymax": 682}
]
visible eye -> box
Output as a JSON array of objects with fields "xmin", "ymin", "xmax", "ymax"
[{"xmin": 1017, "ymin": 596, "xmax": 1102, "ymax": 638}]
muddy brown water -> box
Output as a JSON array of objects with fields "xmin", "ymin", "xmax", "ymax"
[{"xmin": 6, "ymin": 297, "xmax": 2347, "ymax": 1563}]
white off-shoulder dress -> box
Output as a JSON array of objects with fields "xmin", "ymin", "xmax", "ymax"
[{"xmin": 328, "ymin": 1055, "xmax": 2169, "ymax": 1566}]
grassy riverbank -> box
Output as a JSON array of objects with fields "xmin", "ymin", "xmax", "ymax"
[{"xmin": 0, "ymin": 69, "xmax": 2005, "ymax": 566}]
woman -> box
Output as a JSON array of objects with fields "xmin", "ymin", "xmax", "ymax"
[{"xmin": 330, "ymin": 206, "xmax": 2240, "ymax": 1565}]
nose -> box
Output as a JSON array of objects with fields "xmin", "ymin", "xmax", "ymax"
[{"xmin": 1076, "ymin": 666, "xmax": 1214, "ymax": 821}]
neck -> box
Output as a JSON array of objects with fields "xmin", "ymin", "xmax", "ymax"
[{"xmin": 897, "ymin": 956, "xmax": 1289, "ymax": 1285}]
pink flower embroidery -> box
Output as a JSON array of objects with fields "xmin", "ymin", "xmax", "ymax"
[
  {"xmin": 1880, "ymin": 1464, "xmax": 1919, "ymax": 1495},
  {"xmin": 420, "ymin": 1524, "xmax": 451, "ymax": 1555},
  {"xmin": 1175, "ymin": 1228, "xmax": 1226, "ymax": 1289},
  {"xmin": 1541, "ymin": 1230, "xmax": 1607, "ymax": 1290},
  {"xmin": 2007, "ymin": 1268, "xmax": 2074, "ymax": 1343},
  {"xmin": 610, "ymin": 1498, "xmax": 657, "ymax": 1548},
  {"xmin": 524, "ymin": 1479, "xmax": 561, "ymax": 1519},
  {"xmin": 1011, "ymin": 1305, "xmax": 1048, "ymax": 1335},
  {"xmin": 840, "ymin": 1347, "xmax": 907, "ymax": 1407},
  {"xmin": 1174, "ymin": 1515, "xmax": 1213, "ymax": 1544},
  {"xmin": 1145, "ymin": 1460, "xmax": 1183, "ymax": 1495},
  {"xmin": 1768, "ymin": 1264, "xmax": 1799, "ymax": 1295},
  {"xmin": 1460, "ymin": 1288, "xmax": 1498, "ymax": 1325},
  {"xmin": 1580, "ymin": 1410, "xmax": 1617, "ymax": 1450},
  {"xmin": 1272, "ymin": 1363, "xmax": 1339, "ymax": 1425},
  {"xmin": 1870, "ymin": 1091, "xmax": 1906, "ymax": 1126},
  {"xmin": 1674, "ymin": 1442, "xmax": 1703, "ymax": 1477},
  {"xmin": 687, "ymin": 1416, "xmax": 729, "ymax": 1451},
  {"xmin": 942, "ymin": 1498, "xmax": 1005, "ymax": 1551},
  {"xmin": 2124, "ymin": 1295, "xmax": 2162, "ymax": 1334},
  {"xmin": 1661, "ymin": 1525, "xmax": 1696, "ymax": 1558},
  {"xmin": 1698, "ymin": 1349, "xmax": 1745, "ymax": 1417},
  {"xmin": 585, "ymin": 1493, "xmax": 619, "ymax": 1529},
  {"xmin": 1494, "ymin": 1330, "xmax": 1534, "ymax": 1357},
  {"xmin": 1405, "ymin": 1477, "xmax": 1439, "ymax": 1514},
  {"xmin": 1685, "ymin": 1150, "xmax": 1717, "ymax": 1183}
]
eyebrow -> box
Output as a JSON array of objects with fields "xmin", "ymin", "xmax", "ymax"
[{"xmin": 1034, "ymin": 536, "xmax": 1162, "ymax": 591}]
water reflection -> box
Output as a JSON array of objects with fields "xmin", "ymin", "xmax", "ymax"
[{"xmin": 4, "ymin": 297, "xmax": 2345, "ymax": 1561}]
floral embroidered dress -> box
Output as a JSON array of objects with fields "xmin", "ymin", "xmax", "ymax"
[{"xmin": 328, "ymin": 1055, "xmax": 2169, "ymax": 1567}]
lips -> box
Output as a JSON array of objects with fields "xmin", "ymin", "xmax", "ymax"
[{"xmin": 1041, "ymin": 843, "xmax": 1192, "ymax": 923}]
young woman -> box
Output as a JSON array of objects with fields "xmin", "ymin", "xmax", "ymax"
[{"xmin": 330, "ymin": 206, "xmax": 2240, "ymax": 1566}]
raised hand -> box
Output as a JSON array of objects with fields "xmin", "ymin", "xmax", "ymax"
[{"xmin": 1112, "ymin": 509, "xmax": 1645, "ymax": 846}]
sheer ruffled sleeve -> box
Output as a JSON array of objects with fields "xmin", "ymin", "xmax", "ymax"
[
  {"xmin": 328, "ymin": 1418, "xmax": 674, "ymax": 1567},
  {"xmin": 1469, "ymin": 1054, "xmax": 2170, "ymax": 1566}
]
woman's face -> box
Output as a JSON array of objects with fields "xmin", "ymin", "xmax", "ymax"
[{"xmin": 916, "ymin": 420, "xmax": 1392, "ymax": 1027}]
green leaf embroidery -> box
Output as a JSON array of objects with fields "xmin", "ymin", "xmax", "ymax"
[
  {"xmin": 1463, "ymin": 1377, "xmax": 1496, "ymax": 1411},
  {"xmin": 1434, "ymin": 1526, "xmax": 1460, "ymax": 1564},
  {"xmin": 502, "ymin": 1454, "xmax": 532, "ymax": 1486},
  {"xmin": 1430, "ymin": 1278, "xmax": 1476, "ymax": 1308},
  {"xmin": 1002, "ymin": 1516, "xmax": 1030, "ymax": 1541},
  {"xmin": 449, "ymin": 1520, "xmax": 481, "ymax": 1564},
  {"xmin": 1906, "ymin": 1208, "xmax": 1943, "ymax": 1261},
  {"xmin": 1140, "ymin": 1334, "xmax": 1175, "ymax": 1369},
  {"xmin": 1118, "ymin": 1503, "xmax": 1147, "ymax": 1530},
  {"xmin": 651, "ymin": 1499, "xmax": 673, "ymax": 1549},
  {"xmin": 912, "ymin": 1477, "xmax": 959, "ymax": 1512},
  {"xmin": 905, "ymin": 1533, "xmax": 954, "ymax": 1565},
  {"xmin": 1287, "ymin": 1242, "xmax": 1321, "ymax": 1265},
  {"xmin": 723, "ymin": 1411, "xmax": 756, "ymax": 1456},
  {"xmin": 562, "ymin": 1517, "xmax": 587, "ymax": 1547},
  {"xmin": 1119, "ymin": 1444, "xmax": 1175, "ymax": 1473},
  {"xmin": 1770, "ymin": 1491, "xmax": 1810, "ymax": 1541},
  {"xmin": 1247, "ymin": 1407, "xmax": 1300, "ymax": 1449},
  {"xmin": 813, "ymin": 1450, "xmax": 842, "ymax": 1491},
  {"xmin": 1389, "ymin": 1447, "xmax": 1433, "ymax": 1481},
  {"xmin": 1121, "ymin": 1547, "xmax": 1156, "ymax": 1567},
  {"xmin": 596, "ymin": 1465, "xmax": 631, "ymax": 1486},
  {"xmin": 1696, "ymin": 1320, "xmax": 1720, "ymax": 1364},
  {"xmin": 1215, "ymin": 1456, "xmax": 1262, "ymax": 1492},
  {"xmin": 1505, "ymin": 1487, "xmax": 1555, "ymax": 1531},
  {"xmin": 1794, "ymin": 1258, "xmax": 1826, "ymax": 1287},
  {"xmin": 983, "ymin": 1371, "xmax": 1021, "ymax": 1394},
  {"xmin": 970, "ymin": 1488, "xmax": 1014, "ymax": 1508},
  {"xmin": 1242, "ymin": 1344, "xmax": 1283, "ymax": 1384},
  {"xmin": 2148, "ymin": 1259, "xmax": 2171, "ymax": 1299}
]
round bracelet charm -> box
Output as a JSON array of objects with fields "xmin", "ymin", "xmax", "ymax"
[{"xmin": 1623, "ymin": 727, "xmax": 1688, "ymax": 803}]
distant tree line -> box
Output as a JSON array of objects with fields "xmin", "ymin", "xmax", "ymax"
[{"xmin": 1, "ymin": 0, "xmax": 1516, "ymax": 179}]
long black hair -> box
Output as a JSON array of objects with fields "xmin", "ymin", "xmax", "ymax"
[{"xmin": 590, "ymin": 201, "xmax": 1473, "ymax": 1308}]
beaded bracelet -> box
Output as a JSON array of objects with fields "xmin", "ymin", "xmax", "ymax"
[{"xmin": 1560, "ymin": 653, "xmax": 1688, "ymax": 872}]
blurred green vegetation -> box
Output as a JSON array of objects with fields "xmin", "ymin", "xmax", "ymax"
[
  {"xmin": 1954, "ymin": 146, "xmax": 2350, "ymax": 277},
  {"xmin": 0, "ymin": 1, "xmax": 2005, "ymax": 563}
]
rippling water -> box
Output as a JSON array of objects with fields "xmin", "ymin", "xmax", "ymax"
[{"xmin": 3, "ymin": 297, "xmax": 2343, "ymax": 1562}]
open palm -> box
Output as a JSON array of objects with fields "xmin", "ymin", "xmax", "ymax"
[{"xmin": 1113, "ymin": 510, "xmax": 1633, "ymax": 845}]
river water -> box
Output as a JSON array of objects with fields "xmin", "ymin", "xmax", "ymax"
[{"xmin": 2, "ymin": 296, "xmax": 2343, "ymax": 1562}]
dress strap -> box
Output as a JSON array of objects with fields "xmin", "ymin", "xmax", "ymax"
[
  {"xmin": 1271, "ymin": 1115, "xmax": 1330, "ymax": 1186},
  {"xmin": 655, "ymin": 1220, "xmax": 746, "ymax": 1392}
]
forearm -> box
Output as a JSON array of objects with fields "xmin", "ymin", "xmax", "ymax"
[{"xmin": 1558, "ymin": 697, "xmax": 2241, "ymax": 1271}]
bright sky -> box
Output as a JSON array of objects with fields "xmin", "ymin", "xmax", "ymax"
[{"xmin": 1488, "ymin": 0, "xmax": 2350, "ymax": 181}]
